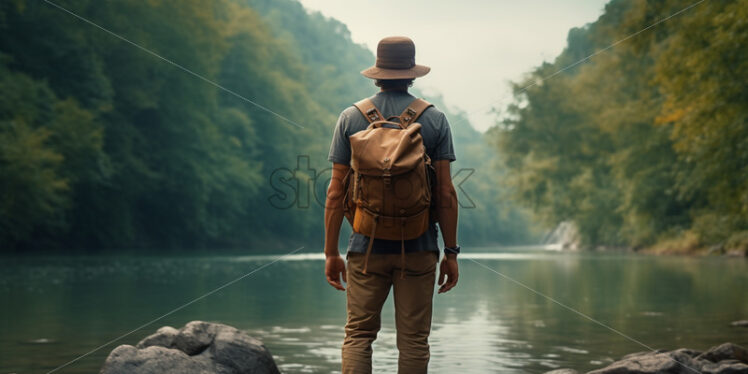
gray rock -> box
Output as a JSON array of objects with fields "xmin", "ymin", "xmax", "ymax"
[
  {"xmin": 101, "ymin": 345, "xmax": 213, "ymax": 374},
  {"xmin": 697, "ymin": 343, "xmax": 748, "ymax": 364},
  {"xmin": 620, "ymin": 349, "xmax": 666, "ymax": 361},
  {"xmin": 100, "ymin": 321, "xmax": 280, "ymax": 374},
  {"xmin": 544, "ymin": 369, "xmax": 579, "ymax": 374},
  {"xmin": 209, "ymin": 327, "xmax": 279, "ymax": 373},
  {"xmin": 174, "ymin": 321, "xmax": 219, "ymax": 355},
  {"xmin": 587, "ymin": 349, "xmax": 701, "ymax": 374},
  {"xmin": 136, "ymin": 326, "xmax": 179, "ymax": 349},
  {"xmin": 585, "ymin": 343, "xmax": 748, "ymax": 374},
  {"xmin": 701, "ymin": 360, "xmax": 748, "ymax": 374}
]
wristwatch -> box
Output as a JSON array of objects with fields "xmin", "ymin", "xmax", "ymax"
[{"xmin": 444, "ymin": 245, "xmax": 460, "ymax": 255}]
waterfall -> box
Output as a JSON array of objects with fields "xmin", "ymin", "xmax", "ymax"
[{"xmin": 542, "ymin": 221, "xmax": 581, "ymax": 251}]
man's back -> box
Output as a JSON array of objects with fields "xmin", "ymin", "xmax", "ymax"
[{"xmin": 328, "ymin": 90, "xmax": 456, "ymax": 254}]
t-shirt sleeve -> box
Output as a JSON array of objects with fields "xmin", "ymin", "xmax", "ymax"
[
  {"xmin": 433, "ymin": 112, "xmax": 457, "ymax": 162},
  {"xmin": 328, "ymin": 110, "xmax": 351, "ymax": 164}
]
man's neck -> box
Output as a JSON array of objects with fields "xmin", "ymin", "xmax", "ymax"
[{"xmin": 380, "ymin": 87, "xmax": 409, "ymax": 93}]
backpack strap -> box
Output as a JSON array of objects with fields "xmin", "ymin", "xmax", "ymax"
[
  {"xmin": 353, "ymin": 98, "xmax": 385, "ymax": 124},
  {"xmin": 398, "ymin": 98, "xmax": 433, "ymax": 128}
]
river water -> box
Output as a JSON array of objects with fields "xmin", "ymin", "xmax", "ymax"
[{"xmin": 1, "ymin": 248, "xmax": 746, "ymax": 373}]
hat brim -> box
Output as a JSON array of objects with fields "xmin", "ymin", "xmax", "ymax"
[{"xmin": 361, "ymin": 64, "xmax": 431, "ymax": 80}]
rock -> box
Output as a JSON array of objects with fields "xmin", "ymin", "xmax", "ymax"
[
  {"xmin": 697, "ymin": 343, "xmax": 748, "ymax": 364},
  {"xmin": 620, "ymin": 349, "xmax": 664, "ymax": 360},
  {"xmin": 701, "ymin": 360, "xmax": 748, "ymax": 374},
  {"xmin": 587, "ymin": 349, "xmax": 701, "ymax": 374},
  {"xmin": 136, "ymin": 326, "xmax": 179, "ymax": 349},
  {"xmin": 101, "ymin": 321, "xmax": 280, "ymax": 374},
  {"xmin": 101, "ymin": 345, "xmax": 213, "ymax": 374},
  {"xmin": 731, "ymin": 320, "xmax": 748, "ymax": 328},
  {"xmin": 174, "ymin": 321, "xmax": 220, "ymax": 355},
  {"xmin": 582, "ymin": 343, "xmax": 748, "ymax": 374},
  {"xmin": 541, "ymin": 343, "xmax": 748, "ymax": 374},
  {"xmin": 209, "ymin": 325, "xmax": 279, "ymax": 373}
]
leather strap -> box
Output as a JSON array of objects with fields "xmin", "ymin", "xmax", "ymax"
[
  {"xmin": 362, "ymin": 215, "xmax": 378, "ymax": 275},
  {"xmin": 398, "ymin": 98, "xmax": 432, "ymax": 128},
  {"xmin": 400, "ymin": 218, "xmax": 406, "ymax": 279},
  {"xmin": 354, "ymin": 98, "xmax": 385, "ymax": 124}
]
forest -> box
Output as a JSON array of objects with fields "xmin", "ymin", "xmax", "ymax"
[
  {"xmin": 1, "ymin": 0, "xmax": 745, "ymax": 254},
  {"xmin": 492, "ymin": 0, "xmax": 747, "ymax": 253},
  {"xmin": 0, "ymin": 0, "xmax": 535, "ymax": 252}
]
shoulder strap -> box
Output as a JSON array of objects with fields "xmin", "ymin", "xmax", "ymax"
[
  {"xmin": 398, "ymin": 98, "xmax": 433, "ymax": 127},
  {"xmin": 353, "ymin": 98, "xmax": 384, "ymax": 124}
]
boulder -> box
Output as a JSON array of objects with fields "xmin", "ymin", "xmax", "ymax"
[
  {"xmin": 101, "ymin": 345, "xmax": 212, "ymax": 374},
  {"xmin": 136, "ymin": 326, "xmax": 179, "ymax": 349},
  {"xmin": 100, "ymin": 321, "xmax": 280, "ymax": 374},
  {"xmin": 543, "ymin": 343, "xmax": 748, "ymax": 374},
  {"xmin": 586, "ymin": 349, "xmax": 701, "ymax": 374},
  {"xmin": 697, "ymin": 343, "xmax": 748, "ymax": 364},
  {"xmin": 174, "ymin": 321, "xmax": 220, "ymax": 355},
  {"xmin": 701, "ymin": 360, "xmax": 748, "ymax": 374}
]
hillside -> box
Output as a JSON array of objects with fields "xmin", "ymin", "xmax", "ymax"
[{"xmin": 0, "ymin": 0, "xmax": 536, "ymax": 251}]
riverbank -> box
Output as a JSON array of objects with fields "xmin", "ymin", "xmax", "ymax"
[
  {"xmin": 546, "ymin": 220, "xmax": 748, "ymax": 258},
  {"xmin": 638, "ymin": 230, "xmax": 748, "ymax": 257},
  {"xmin": 545, "ymin": 342, "xmax": 748, "ymax": 374}
]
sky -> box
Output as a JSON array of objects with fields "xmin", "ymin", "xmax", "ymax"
[{"xmin": 297, "ymin": 0, "xmax": 610, "ymax": 131}]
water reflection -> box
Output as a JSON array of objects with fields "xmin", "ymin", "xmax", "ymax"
[{"xmin": 0, "ymin": 251, "xmax": 746, "ymax": 373}]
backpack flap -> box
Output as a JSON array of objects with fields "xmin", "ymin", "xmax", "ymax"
[{"xmin": 349, "ymin": 123, "xmax": 424, "ymax": 177}]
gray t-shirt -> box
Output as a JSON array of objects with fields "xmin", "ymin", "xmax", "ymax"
[{"xmin": 328, "ymin": 90, "xmax": 456, "ymax": 254}]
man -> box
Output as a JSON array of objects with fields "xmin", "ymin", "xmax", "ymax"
[{"xmin": 324, "ymin": 36, "xmax": 460, "ymax": 374}]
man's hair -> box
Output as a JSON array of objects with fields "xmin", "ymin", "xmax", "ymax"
[{"xmin": 375, "ymin": 79, "xmax": 414, "ymax": 90}]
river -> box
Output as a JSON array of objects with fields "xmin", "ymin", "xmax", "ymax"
[{"xmin": 1, "ymin": 248, "xmax": 746, "ymax": 373}]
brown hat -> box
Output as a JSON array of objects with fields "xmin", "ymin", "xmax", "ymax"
[{"xmin": 361, "ymin": 36, "xmax": 431, "ymax": 80}]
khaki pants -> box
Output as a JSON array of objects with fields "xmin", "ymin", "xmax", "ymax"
[{"xmin": 342, "ymin": 250, "xmax": 439, "ymax": 374}]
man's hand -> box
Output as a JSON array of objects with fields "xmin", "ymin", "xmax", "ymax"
[
  {"xmin": 325, "ymin": 255, "xmax": 347, "ymax": 291},
  {"xmin": 438, "ymin": 254, "xmax": 459, "ymax": 294}
]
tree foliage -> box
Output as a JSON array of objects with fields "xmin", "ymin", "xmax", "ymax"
[
  {"xmin": 0, "ymin": 0, "xmax": 535, "ymax": 251},
  {"xmin": 493, "ymin": 0, "xmax": 748, "ymax": 250}
]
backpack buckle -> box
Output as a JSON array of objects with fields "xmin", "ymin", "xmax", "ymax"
[
  {"xmin": 366, "ymin": 108, "xmax": 380, "ymax": 122},
  {"xmin": 402, "ymin": 108, "xmax": 417, "ymax": 125}
]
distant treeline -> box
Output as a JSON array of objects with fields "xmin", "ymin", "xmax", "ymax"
[
  {"xmin": 492, "ymin": 0, "xmax": 747, "ymax": 251},
  {"xmin": 0, "ymin": 0, "xmax": 536, "ymax": 251}
]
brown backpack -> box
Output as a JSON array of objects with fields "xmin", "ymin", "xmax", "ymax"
[{"xmin": 343, "ymin": 98, "xmax": 436, "ymax": 277}]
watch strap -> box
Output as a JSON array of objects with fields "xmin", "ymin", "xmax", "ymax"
[{"xmin": 444, "ymin": 245, "xmax": 460, "ymax": 255}]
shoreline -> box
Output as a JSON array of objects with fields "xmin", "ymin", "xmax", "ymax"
[{"xmin": 544, "ymin": 342, "xmax": 748, "ymax": 374}]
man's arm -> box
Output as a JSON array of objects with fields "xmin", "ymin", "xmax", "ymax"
[
  {"xmin": 324, "ymin": 162, "xmax": 350, "ymax": 291},
  {"xmin": 434, "ymin": 159, "xmax": 459, "ymax": 293}
]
